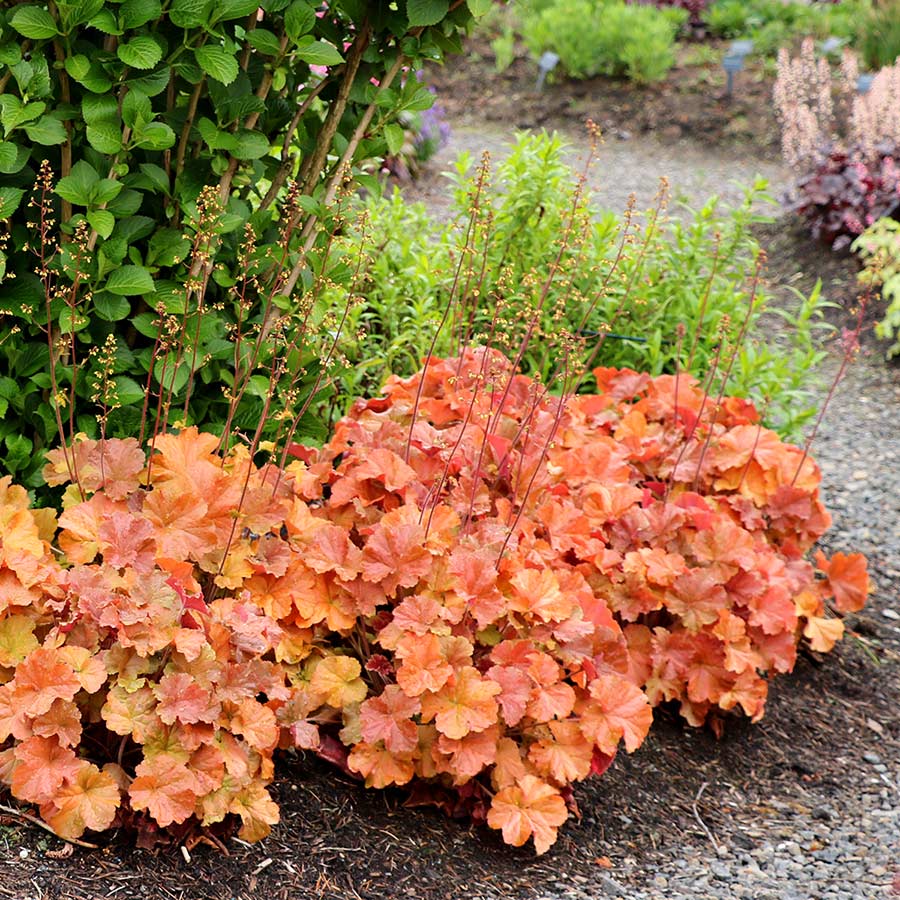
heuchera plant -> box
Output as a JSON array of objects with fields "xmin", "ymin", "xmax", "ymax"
[{"xmin": 0, "ymin": 349, "xmax": 868, "ymax": 854}]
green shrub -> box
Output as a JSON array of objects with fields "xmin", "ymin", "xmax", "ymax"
[
  {"xmin": 853, "ymin": 216, "xmax": 900, "ymax": 357},
  {"xmin": 325, "ymin": 132, "xmax": 832, "ymax": 441},
  {"xmin": 0, "ymin": 0, "xmax": 492, "ymax": 486},
  {"xmin": 707, "ymin": 0, "xmax": 870, "ymax": 56},
  {"xmin": 520, "ymin": 0, "xmax": 686, "ymax": 83},
  {"xmin": 859, "ymin": 0, "xmax": 900, "ymax": 70}
]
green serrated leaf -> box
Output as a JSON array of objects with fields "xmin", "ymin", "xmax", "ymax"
[
  {"xmin": 94, "ymin": 291, "xmax": 132, "ymax": 320},
  {"xmin": 0, "ymin": 143, "xmax": 17, "ymax": 173},
  {"xmin": 246, "ymin": 28, "xmax": 283, "ymax": 57},
  {"xmin": 86, "ymin": 122, "xmax": 123, "ymax": 154},
  {"xmin": 384, "ymin": 122, "xmax": 405, "ymax": 155},
  {"xmin": 195, "ymin": 45, "xmax": 240, "ymax": 85},
  {"xmin": 82, "ymin": 94, "xmax": 119, "ymax": 125},
  {"xmin": 9, "ymin": 7, "xmax": 59, "ymax": 39},
  {"xmin": 169, "ymin": 0, "xmax": 210, "ymax": 27},
  {"xmin": 466, "ymin": 0, "xmax": 492, "ymax": 15},
  {"xmin": 284, "ymin": 0, "xmax": 315, "ymax": 39},
  {"xmin": 197, "ymin": 117, "xmax": 238, "ymax": 151},
  {"xmin": 137, "ymin": 163, "xmax": 170, "ymax": 194},
  {"xmin": 23, "ymin": 115, "xmax": 67, "ymax": 145},
  {"xmin": 117, "ymin": 36, "xmax": 163, "ymax": 70},
  {"xmin": 0, "ymin": 187, "xmax": 25, "ymax": 220},
  {"xmin": 105, "ymin": 265, "xmax": 155, "ymax": 296},
  {"xmin": 122, "ymin": 90, "xmax": 152, "ymax": 129},
  {"xmin": 112, "ymin": 375, "xmax": 146, "ymax": 406},
  {"xmin": 55, "ymin": 161, "xmax": 100, "ymax": 206},
  {"xmin": 92, "ymin": 178, "xmax": 124, "ymax": 205},
  {"xmin": 64, "ymin": 54, "xmax": 91, "ymax": 81},
  {"xmin": 406, "ymin": 0, "xmax": 449, "ymax": 27},
  {"xmin": 87, "ymin": 7, "xmax": 122, "ymax": 34},
  {"xmin": 87, "ymin": 209, "xmax": 116, "ymax": 239},
  {"xmin": 132, "ymin": 121, "xmax": 176, "ymax": 150},
  {"xmin": 232, "ymin": 130, "xmax": 270, "ymax": 159},
  {"xmin": 296, "ymin": 40, "xmax": 344, "ymax": 66},
  {"xmin": 120, "ymin": 0, "xmax": 162, "ymax": 29}
]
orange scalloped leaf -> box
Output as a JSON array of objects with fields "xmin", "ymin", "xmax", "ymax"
[
  {"xmin": 803, "ymin": 615, "xmax": 845, "ymax": 653},
  {"xmin": 420, "ymin": 666, "xmax": 500, "ymax": 740},
  {"xmin": 360, "ymin": 508, "xmax": 433, "ymax": 595},
  {"xmin": 129, "ymin": 754, "xmax": 199, "ymax": 827},
  {"xmin": 347, "ymin": 741, "xmax": 415, "ymax": 788},
  {"xmin": 359, "ymin": 685, "xmax": 421, "ymax": 753},
  {"xmin": 13, "ymin": 647, "xmax": 82, "ymax": 717},
  {"xmin": 153, "ymin": 672, "xmax": 221, "ymax": 726},
  {"xmin": 229, "ymin": 781, "xmax": 280, "ymax": 842},
  {"xmin": 579, "ymin": 675, "xmax": 652, "ymax": 754},
  {"xmin": 815, "ymin": 551, "xmax": 869, "ymax": 613},
  {"xmin": 58, "ymin": 646, "xmax": 107, "ymax": 694},
  {"xmin": 528, "ymin": 719, "xmax": 594, "ymax": 784},
  {"xmin": 487, "ymin": 775, "xmax": 568, "ymax": 854},
  {"xmin": 310, "ymin": 655, "xmax": 367, "ymax": 708},
  {"xmin": 394, "ymin": 632, "xmax": 454, "ymax": 697},
  {"xmin": 42, "ymin": 762, "xmax": 121, "ymax": 839},
  {"xmin": 11, "ymin": 736, "xmax": 82, "ymax": 804},
  {"xmin": 0, "ymin": 615, "xmax": 39, "ymax": 667}
]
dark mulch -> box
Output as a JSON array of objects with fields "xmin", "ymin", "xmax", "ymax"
[{"xmin": 427, "ymin": 37, "xmax": 782, "ymax": 162}]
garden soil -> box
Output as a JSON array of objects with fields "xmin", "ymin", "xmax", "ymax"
[{"xmin": 2, "ymin": 86, "xmax": 899, "ymax": 900}]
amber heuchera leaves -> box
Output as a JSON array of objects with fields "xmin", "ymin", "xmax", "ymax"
[{"xmin": 0, "ymin": 349, "xmax": 865, "ymax": 855}]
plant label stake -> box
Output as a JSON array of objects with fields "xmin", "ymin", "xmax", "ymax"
[
  {"xmin": 723, "ymin": 40, "xmax": 753, "ymax": 97},
  {"xmin": 536, "ymin": 51, "xmax": 560, "ymax": 91}
]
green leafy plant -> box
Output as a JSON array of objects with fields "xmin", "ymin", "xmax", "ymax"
[
  {"xmin": 853, "ymin": 215, "xmax": 900, "ymax": 356},
  {"xmin": 326, "ymin": 132, "xmax": 831, "ymax": 440},
  {"xmin": 0, "ymin": 0, "xmax": 495, "ymax": 486},
  {"xmin": 858, "ymin": 0, "xmax": 900, "ymax": 70},
  {"xmin": 519, "ymin": 0, "xmax": 686, "ymax": 83}
]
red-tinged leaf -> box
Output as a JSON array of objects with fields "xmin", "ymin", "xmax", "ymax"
[
  {"xmin": 347, "ymin": 741, "xmax": 415, "ymax": 788},
  {"xmin": 58, "ymin": 646, "xmax": 107, "ymax": 694},
  {"xmin": 590, "ymin": 747, "xmax": 616, "ymax": 777},
  {"xmin": 436, "ymin": 725, "xmax": 500, "ymax": 781},
  {"xmin": 303, "ymin": 524, "xmax": 363, "ymax": 580},
  {"xmin": 526, "ymin": 681, "xmax": 576, "ymax": 723},
  {"xmin": 509, "ymin": 568, "xmax": 575, "ymax": 624},
  {"xmin": 129, "ymin": 754, "xmax": 199, "ymax": 827},
  {"xmin": 665, "ymin": 569, "xmax": 729, "ymax": 632},
  {"xmin": 42, "ymin": 762, "xmax": 120, "ymax": 839},
  {"xmin": 395, "ymin": 632, "xmax": 454, "ymax": 697},
  {"xmin": 11, "ymin": 736, "xmax": 82, "ymax": 804},
  {"xmin": 579, "ymin": 675, "xmax": 652, "ymax": 754},
  {"xmin": 229, "ymin": 698, "xmax": 279, "ymax": 752},
  {"xmin": 30, "ymin": 698, "xmax": 82, "ymax": 747},
  {"xmin": 141, "ymin": 486, "xmax": 217, "ymax": 560},
  {"xmin": 359, "ymin": 686, "xmax": 421, "ymax": 753},
  {"xmin": 815, "ymin": 551, "xmax": 869, "ymax": 613},
  {"xmin": 420, "ymin": 666, "xmax": 500, "ymax": 740},
  {"xmin": 12, "ymin": 647, "xmax": 82, "ymax": 717},
  {"xmin": 487, "ymin": 665, "xmax": 532, "ymax": 727},
  {"xmin": 153, "ymin": 672, "xmax": 221, "ymax": 726},
  {"xmin": 487, "ymin": 775, "xmax": 568, "ymax": 854},
  {"xmin": 360, "ymin": 508, "xmax": 433, "ymax": 595},
  {"xmin": 528, "ymin": 720, "xmax": 594, "ymax": 783}
]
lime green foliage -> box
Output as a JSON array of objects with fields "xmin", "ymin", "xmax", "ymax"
[
  {"xmin": 327, "ymin": 133, "xmax": 831, "ymax": 440},
  {"xmin": 858, "ymin": 0, "xmax": 900, "ymax": 70},
  {"xmin": 520, "ymin": 0, "xmax": 686, "ymax": 83},
  {"xmin": 853, "ymin": 217, "xmax": 900, "ymax": 357},
  {"xmin": 707, "ymin": 0, "xmax": 870, "ymax": 56},
  {"xmin": 0, "ymin": 0, "xmax": 492, "ymax": 486}
]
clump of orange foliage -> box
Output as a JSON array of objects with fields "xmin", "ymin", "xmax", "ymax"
[{"xmin": 0, "ymin": 349, "xmax": 867, "ymax": 854}]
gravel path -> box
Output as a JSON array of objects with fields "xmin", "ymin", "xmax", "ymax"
[
  {"xmin": 410, "ymin": 125, "xmax": 900, "ymax": 900},
  {"xmin": 406, "ymin": 121, "xmax": 791, "ymax": 220}
]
